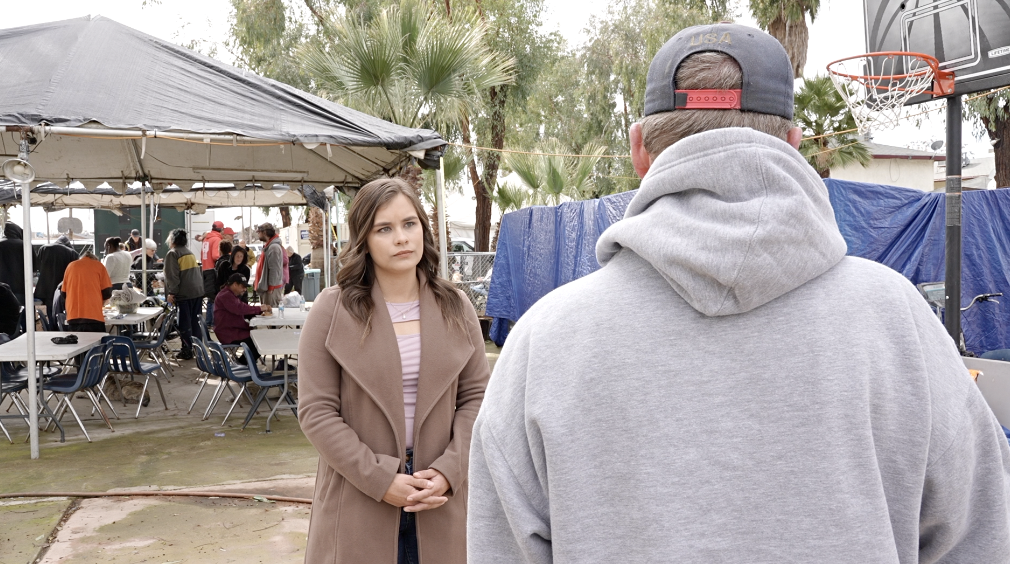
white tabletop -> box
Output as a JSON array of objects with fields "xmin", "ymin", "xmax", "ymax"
[
  {"xmin": 0, "ymin": 332, "xmax": 108, "ymax": 362},
  {"xmin": 104, "ymin": 307, "xmax": 162, "ymax": 326},
  {"xmin": 249, "ymin": 309, "xmax": 309, "ymax": 327},
  {"xmin": 250, "ymin": 329, "xmax": 301, "ymax": 356}
]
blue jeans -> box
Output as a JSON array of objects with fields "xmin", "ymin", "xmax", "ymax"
[
  {"xmin": 177, "ymin": 298, "xmax": 202, "ymax": 353},
  {"xmin": 398, "ymin": 449, "xmax": 419, "ymax": 564},
  {"xmin": 205, "ymin": 299, "xmax": 215, "ymax": 327}
]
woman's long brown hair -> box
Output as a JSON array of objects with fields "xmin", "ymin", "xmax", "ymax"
[{"xmin": 336, "ymin": 178, "xmax": 468, "ymax": 336}]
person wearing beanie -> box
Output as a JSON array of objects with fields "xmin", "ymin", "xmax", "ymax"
[
  {"xmin": 131, "ymin": 238, "xmax": 164, "ymax": 294},
  {"xmin": 467, "ymin": 23, "xmax": 1010, "ymax": 563},
  {"xmin": 0, "ymin": 222, "xmax": 30, "ymax": 305},
  {"xmin": 127, "ymin": 228, "xmax": 143, "ymax": 252}
]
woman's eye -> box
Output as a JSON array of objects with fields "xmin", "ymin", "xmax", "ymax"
[
  {"xmin": 405, "ymin": 221, "xmax": 415, "ymax": 228},
  {"xmin": 378, "ymin": 227, "xmax": 390, "ymax": 233}
]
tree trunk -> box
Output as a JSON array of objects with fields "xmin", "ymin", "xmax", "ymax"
[
  {"xmin": 767, "ymin": 13, "xmax": 809, "ymax": 78},
  {"xmin": 491, "ymin": 219, "xmax": 502, "ymax": 252},
  {"xmin": 279, "ymin": 206, "xmax": 292, "ymax": 228},
  {"xmin": 308, "ymin": 206, "xmax": 323, "ymax": 268},
  {"xmin": 474, "ymin": 86, "xmax": 508, "ymax": 252},
  {"xmin": 982, "ymin": 115, "xmax": 1010, "ymax": 187},
  {"xmin": 398, "ymin": 163, "xmax": 424, "ymax": 199}
]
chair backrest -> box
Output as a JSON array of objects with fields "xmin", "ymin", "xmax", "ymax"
[
  {"xmin": 82, "ymin": 345, "xmax": 114, "ymax": 389},
  {"xmin": 192, "ymin": 339, "xmax": 212, "ymax": 374},
  {"xmin": 36, "ymin": 307, "xmax": 52, "ymax": 332},
  {"xmin": 101, "ymin": 336, "xmax": 143, "ymax": 374},
  {"xmin": 206, "ymin": 341, "xmax": 246, "ymax": 382},
  {"xmin": 16, "ymin": 306, "xmax": 25, "ymax": 336},
  {"xmin": 55, "ymin": 312, "xmax": 67, "ymax": 331},
  {"xmin": 197, "ymin": 316, "xmax": 210, "ymax": 344},
  {"xmin": 238, "ymin": 343, "xmax": 273, "ymax": 386},
  {"xmin": 148, "ymin": 309, "xmax": 177, "ymax": 347}
]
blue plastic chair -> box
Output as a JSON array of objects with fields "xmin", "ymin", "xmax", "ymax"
[
  {"xmin": 187, "ymin": 340, "xmax": 237, "ymax": 415},
  {"xmin": 41, "ymin": 344, "xmax": 114, "ymax": 442},
  {"xmin": 101, "ymin": 335, "xmax": 168, "ymax": 418},
  {"xmin": 0, "ymin": 361, "xmax": 30, "ymax": 443},
  {"xmin": 203, "ymin": 341, "xmax": 256, "ymax": 425},
  {"xmin": 133, "ymin": 308, "xmax": 177, "ymax": 377},
  {"xmin": 239, "ymin": 343, "xmax": 297, "ymax": 431}
]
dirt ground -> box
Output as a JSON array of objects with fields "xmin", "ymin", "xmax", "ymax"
[{"xmin": 0, "ymin": 338, "xmax": 500, "ymax": 563}]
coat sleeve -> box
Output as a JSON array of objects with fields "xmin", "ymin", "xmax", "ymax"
[
  {"xmin": 467, "ymin": 323, "xmax": 552, "ymax": 564},
  {"xmin": 428, "ymin": 294, "xmax": 491, "ymax": 495},
  {"xmin": 164, "ymin": 253, "xmax": 180, "ymax": 296},
  {"xmin": 297, "ymin": 287, "xmax": 401, "ymax": 502}
]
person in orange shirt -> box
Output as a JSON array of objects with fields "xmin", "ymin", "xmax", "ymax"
[{"xmin": 62, "ymin": 250, "xmax": 112, "ymax": 333}]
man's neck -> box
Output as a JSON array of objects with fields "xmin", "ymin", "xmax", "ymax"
[{"xmin": 374, "ymin": 268, "xmax": 419, "ymax": 302}]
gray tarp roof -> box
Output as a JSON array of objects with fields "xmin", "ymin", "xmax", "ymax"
[{"xmin": 0, "ymin": 15, "xmax": 445, "ymax": 188}]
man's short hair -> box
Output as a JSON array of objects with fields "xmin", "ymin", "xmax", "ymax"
[
  {"xmin": 640, "ymin": 52, "xmax": 793, "ymax": 158},
  {"xmin": 257, "ymin": 223, "xmax": 276, "ymax": 238}
]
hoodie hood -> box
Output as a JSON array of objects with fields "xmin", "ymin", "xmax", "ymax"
[
  {"xmin": 597, "ymin": 127, "xmax": 846, "ymax": 316},
  {"xmin": 3, "ymin": 222, "xmax": 23, "ymax": 241},
  {"xmin": 56, "ymin": 234, "xmax": 72, "ymax": 247}
]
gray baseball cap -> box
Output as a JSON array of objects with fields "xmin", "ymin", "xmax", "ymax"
[{"xmin": 644, "ymin": 23, "xmax": 794, "ymax": 120}]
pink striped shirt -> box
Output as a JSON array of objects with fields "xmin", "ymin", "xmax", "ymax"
[{"xmin": 387, "ymin": 300, "xmax": 421, "ymax": 449}]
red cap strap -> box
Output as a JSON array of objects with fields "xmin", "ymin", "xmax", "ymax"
[{"xmin": 674, "ymin": 89, "xmax": 742, "ymax": 110}]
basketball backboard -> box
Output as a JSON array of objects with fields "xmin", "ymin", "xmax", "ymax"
[{"xmin": 864, "ymin": 0, "xmax": 1010, "ymax": 100}]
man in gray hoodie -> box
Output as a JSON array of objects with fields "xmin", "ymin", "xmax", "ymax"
[{"xmin": 468, "ymin": 23, "xmax": 1010, "ymax": 563}]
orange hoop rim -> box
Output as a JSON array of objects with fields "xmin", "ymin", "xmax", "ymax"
[{"xmin": 826, "ymin": 51, "xmax": 955, "ymax": 96}]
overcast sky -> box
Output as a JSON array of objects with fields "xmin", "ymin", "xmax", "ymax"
[{"xmin": 1, "ymin": 0, "xmax": 987, "ymax": 235}]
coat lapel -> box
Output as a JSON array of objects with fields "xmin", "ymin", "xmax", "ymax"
[
  {"xmin": 324, "ymin": 282, "xmax": 406, "ymax": 454},
  {"xmin": 413, "ymin": 274, "xmax": 474, "ymax": 441}
]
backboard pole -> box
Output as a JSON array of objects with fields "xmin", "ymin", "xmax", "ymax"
[{"xmin": 944, "ymin": 95, "xmax": 963, "ymax": 346}]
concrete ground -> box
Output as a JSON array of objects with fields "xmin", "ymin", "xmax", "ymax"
[{"xmin": 0, "ymin": 336, "xmax": 501, "ymax": 563}]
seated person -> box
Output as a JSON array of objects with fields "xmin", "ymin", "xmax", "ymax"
[
  {"xmin": 0, "ymin": 282, "xmax": 20, "ymax": 337},
  {"xmin": 214, "ymin": 273, "xmax": 270, "ymax": 365}
]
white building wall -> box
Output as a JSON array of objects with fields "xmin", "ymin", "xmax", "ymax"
[{"xmin": 830, "ymin": 158, "xmax": 936, "ymax": 191}]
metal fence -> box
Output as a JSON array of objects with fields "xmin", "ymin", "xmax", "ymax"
[{"xmin": 448, "ymin": 252, "xmax": 494, "ymax": 317}]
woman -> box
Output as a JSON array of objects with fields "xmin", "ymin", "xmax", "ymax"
[
  {"xmin": 299, "ymin": 178, "xmax": 489, "ymax": 564},
  {"xmin": 131, "ymin": 239, "xmax": 164, "ymax": 296},
  {"xmin": 216, "ymin": 246, "xmax": 251, "ymax": 303},
  {"xmin": 103, "ymin": 237, "xmax": 133, "ymax": 290}
]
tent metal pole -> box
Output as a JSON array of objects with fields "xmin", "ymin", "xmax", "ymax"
[
  {"xmin": 324, "ymin": 200, "xmax": 331, "ymax": 289},
  {"xmin": 141, "ymin": 185, "xmax": 147, "ymax": 295},
  {"xmin": 436, "ymin": 157, "xmax": 448, "ymax": 279},
  {"xmin": 19, "ymin": 177, "xmax": 39, "ymax": 459}
]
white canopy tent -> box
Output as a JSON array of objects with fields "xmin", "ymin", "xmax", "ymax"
[{"xmin": 0, "ymin": 16, "xmax": 447, "ymax": 458}]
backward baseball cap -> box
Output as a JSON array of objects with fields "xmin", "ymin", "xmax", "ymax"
[{"xmin": 644, "ymin": 23, "xmax": 794, "ymax": 120}]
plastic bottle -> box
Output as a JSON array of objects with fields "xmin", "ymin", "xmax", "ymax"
[
  {"xmin": 299, "ymin": 295, "xmax": 306, "ymax": 312},
  {"xmin": 278, "ymin": 303, "xmax": 285, "ymax": 319}
]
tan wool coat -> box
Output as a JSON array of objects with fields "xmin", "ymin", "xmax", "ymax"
[{"xmin": 298, "ymin": 276, "xmax": 490, "ymax": 564}]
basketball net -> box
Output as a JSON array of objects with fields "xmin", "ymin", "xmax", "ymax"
[{"xmin": 828, "ymin": 53, "xmax": 939, "ymax": 134}]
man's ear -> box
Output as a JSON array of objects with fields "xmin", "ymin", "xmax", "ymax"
[
  {"xmin": 787, "ymin": 126, "xmax": 802, "ymax": 150},
  {"xmin": 630, "ymin": 123, "xmax": 652, "ymax": 179}
]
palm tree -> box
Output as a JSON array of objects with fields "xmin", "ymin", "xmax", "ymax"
[
  {"xmin": 749, "ymin": 0, "xmax": 820, "ymax": 78},
  {"xmin": 795, "ymin": 75, "xmax": 872, "ymax": 178},
  {"xmin": 504, "ymin": 139, "xmax": 609, "ymax": 205},
  {"xmin": 490, "ymin": 183, "xmax": 530, "ymax": 252},
  {"xmin": 301, "ymin": 0, "xmax": 515, "ymax": 134}
]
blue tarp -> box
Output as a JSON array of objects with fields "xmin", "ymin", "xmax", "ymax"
[
  {"xmin": 486, "ymin": 191, "xmax": 636, "ymax": 344},
  {"xmin": 486, "ymin": 178, "xmax": 1010, "ymax": 354}
]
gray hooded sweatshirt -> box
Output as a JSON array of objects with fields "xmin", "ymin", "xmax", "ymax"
[{"xmin": 467, "ymin": 128, "xmax": 1010, "ymax": 563}]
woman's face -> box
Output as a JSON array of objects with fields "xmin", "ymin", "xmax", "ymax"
[
  {"xmin": 234, "ymin": 250, "xmax": 246, "ymax": 265},
  {"xmin": 365, "ymin": 193, "xmax": 424, "ymax": 278}
]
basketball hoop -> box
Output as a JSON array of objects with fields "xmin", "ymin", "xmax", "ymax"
[{"xmin": 827, "ymin": 52, "xmax": 955, "ymax": 134}]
